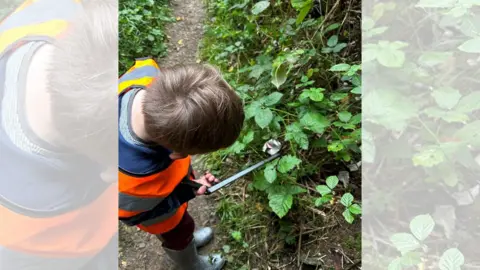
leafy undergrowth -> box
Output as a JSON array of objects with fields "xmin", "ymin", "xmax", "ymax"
[
  {"xmin": 119, "ymin": 0, "xmax": 174, "ymax": 74},
  {"xmin": 199, "ymin": 0, "xmax": 362, "ymax": 268}
]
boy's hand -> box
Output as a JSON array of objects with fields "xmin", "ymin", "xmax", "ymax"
[{"xmin": 193, "ymin": 172, "xmax": 219, "ymax": 195}]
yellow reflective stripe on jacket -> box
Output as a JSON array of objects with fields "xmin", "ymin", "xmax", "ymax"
[
  {"xmin": 0, "ymin": 20, "xmax": 67, "ymax": 53},
  {"xmin": 118, "ymin": 58, "xmax": 160, "ymax": 95}
]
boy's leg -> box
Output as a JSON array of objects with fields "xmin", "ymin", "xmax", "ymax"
[
  {"xmin": 155, "ymin": 211, "xmax": 214, "ymax": 249},
  {"xmin": 155, "ymin": 211, "xmax": 195, "ymax": 250},
  {"xmin": 155, "ymin": 211, "xmax": 226, "ymax": 270}
]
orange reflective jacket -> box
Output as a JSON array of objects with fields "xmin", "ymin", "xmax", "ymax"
[
  {"xmin": 0, "ymin": 0, "xmax": 116, "ymax": 257},
  {"xmin": 118, "ymin": 58, "xmax": 197, "ymax": 234}
]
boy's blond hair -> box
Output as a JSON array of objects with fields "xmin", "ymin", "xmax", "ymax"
[{"xmin": 143, "ymin": 65, "xmax": 244, "ymax": 154}]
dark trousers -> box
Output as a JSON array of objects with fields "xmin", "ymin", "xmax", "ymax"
[{"xmin": 156, "ymin": 211, "xmax": 195, "ymax": 250}]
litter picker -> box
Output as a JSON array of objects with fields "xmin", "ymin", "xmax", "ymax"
[{"xmin": 187, "ymin": 139, "xmax": 283, "ymax": 195}]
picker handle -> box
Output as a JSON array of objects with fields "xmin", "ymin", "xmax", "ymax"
[{"xmin": 206, "ymin": 152, "xmax": 282, "ymax": 194}]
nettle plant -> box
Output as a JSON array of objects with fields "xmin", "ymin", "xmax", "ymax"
[
  {"xmin": 230, "ymin": 52, "xmax": 361, "ymax": 219},
  {"xmin": 202, "ymin": 0, "xmax": 361, "ymax": 219},
  {"xmin": 315, "ymin": 176, "xmax": 362, "ymax": 224}
]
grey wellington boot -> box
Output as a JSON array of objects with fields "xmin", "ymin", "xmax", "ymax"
[
  {"xmin": 163, "ymin": 240, "xmax": 226, "ymax": 270},
  {"xmin": 194, "ymin": 227, "xmax": 214, "ymax": 248}
]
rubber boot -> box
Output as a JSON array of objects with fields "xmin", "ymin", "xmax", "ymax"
[
  {"xmin": 194, "ymin": 227, "xmax": 214, "ymax": 248},
  {"xmin": 163, "ymin": 240, "xmax": 226, "ymax": 270}
]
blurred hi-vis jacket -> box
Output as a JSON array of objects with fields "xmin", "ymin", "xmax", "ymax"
[{"xmin": 0, "ymin": 0, "xmax": 116, "ymax": 258}]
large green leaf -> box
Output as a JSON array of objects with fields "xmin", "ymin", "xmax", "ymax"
[
  {"xmin": 377, "ymin": 48, "xmax": 406, "ymax": 67},
  {"xmin": 458, "ymin": 38, "xmax": 480, "ymax": 53},
  {"xmin": 264, "ymin": 163, "xmax": 277, "ymax": 183},
  {"xmin": 300, "ymin": 88, "xmax": 324, "ymax": 102},
  {"xmin": 269, "ymin": 193, "xmax": 293, "ymax": 218},
  {"xmin": 245, "ymin": 101, "xmax": 262, "ymax": 120},
  {"xmin": 255, "ymin": 108, "xmax": 274, "ymax": 128},
  {"xmin": 326, "ymin": 176, "xmax": 339, "ymax": 189},
  {"xmin": 374, "ymin": 41, "xmax": 408, "ymax": 68},
  {"xmin": 342, "ymin": 209, "xmax": 354, "ymax": 224},
  {"xmin": 316, "ymin": 185, "xmax": 331, "ymax": 196},
  {"xmin": 327, "ymin": 35, "xmax": 339, "ymax": 47},
  {"xmin": 349, "ymin": 204, "xmax": 362, "ymax": 215},
  {"xmin": 252, "ymin": 1, "xmax": 270, "ymax": 15},
  {"xmin": 271, "ymin": 62, "xmax": 289, "ymax": 88},
  {"xmin": 228, "ymin": 141, "xmax": 246, "ymax": 154},
  {"xmin": 409, "ymin": 214, "xmax": 435, "ymax": 241},
  {"xmin": 340, "ymin": 193, "xmax": 354, "ymax": 207},
  {"xmin": 263, "ymin": 92, "xmax": 284, "ymax": 106},
  {"xmin": 390, "ymin": 233, "xmax": 421, "ymax": 254},
  {"xmin": 454, "ymin": 120, "xmax": 480, "ymax": 147},
  {"xmin": 432, "ymin": 87, "xmax": 461, "ymax": 110},
  {"xmin": 253, "ymin": 173, "xmax": 271, "ymax": 191},
  {"xmin": 455, "ymin": 92, "xmax": 480, "ymax": 113},
  {"xmin": 287, "ymin": 185, "xmax": 307, "ymax": 195},
  {"xmin": 285, "ymin": 123, "xmax": 309, "ymax": 150},
  {"xmin": 300, "ymin": 112, "xmax": 330, "ymax": 133},
  {"xmin": 338, "ymin": 111, "xmax": 352, "ymax": 122},
  {"xmin": 363, "ymin": 90, "xmax": 419, "ymax": 132},
  {"xmin": 277, "ymin": 155, "xmax": 302, "ymax": 173},
  {"xmin": 439, "ymin": 248, "xmax": 464, "ymax": 270}
]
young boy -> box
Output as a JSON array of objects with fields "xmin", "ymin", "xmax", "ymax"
[
  {"xmin": 118, "ymin": 59, "xmax": 244, "ymax": 269},
  {"xmin": 0, "ymin": 0, "xmax": 117, "ymax": 269}
]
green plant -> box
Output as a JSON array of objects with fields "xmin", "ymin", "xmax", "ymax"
[
  {"xmin": 230, "ymin": 230, "xmax": 249, "ymax": 249},
  {"xmin": 340, "ymin": 193, "xmax": 361, "ymax": 224},
  {"xmin": 119, "ymin": 0, "xmax": 174, "ymax": 74},
  {"xmin": 315, "ymin": 176, "xmax": 361, "ymax": 223},
  {"xmin": 388, "ymin": 215, "xmax": 465, "ymax": 270},
  {"xmin": 202, "ymin": 0, "xmax": 360, "ymax": 219},
  {"xmin": 315, "ymin": 175, "xmax": 339, "ymax": 206},
  {"xmin": 362, "ymin": 0, "xmax": 480, "ymax": 268},
  {"xmin": 201, "ymin": 0, "xmax": 361, "ymax": 266}
]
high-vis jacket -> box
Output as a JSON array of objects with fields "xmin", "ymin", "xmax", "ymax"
[
  {"xmin": 118, "ymin": 57, "xmax": 197, "ymax": 234},
  {"xmin": 0, "ymin": 0, "xmax": 116, "ymax": 258}
]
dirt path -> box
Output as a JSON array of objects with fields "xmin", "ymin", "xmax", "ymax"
[{"xmin": 118, "ymin": 1, "xmax": 221, "ymax": 269}]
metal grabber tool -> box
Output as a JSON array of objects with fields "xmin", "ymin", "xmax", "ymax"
[{"xmin": 188, "ymin": 139, "xmax": 283, "ymax": 195}]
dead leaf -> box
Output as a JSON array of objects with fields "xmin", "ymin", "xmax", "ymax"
[
  {"xmin": 451, "ymin": 185, "xmax": 479, "ymax": 206},
  {"xmin": 433, "ymin": 205, "xmax": 456, "ymax": 239},
  {"xmin": 338, "ymin": 171, "xmax": 350, "ymax": 189}
]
